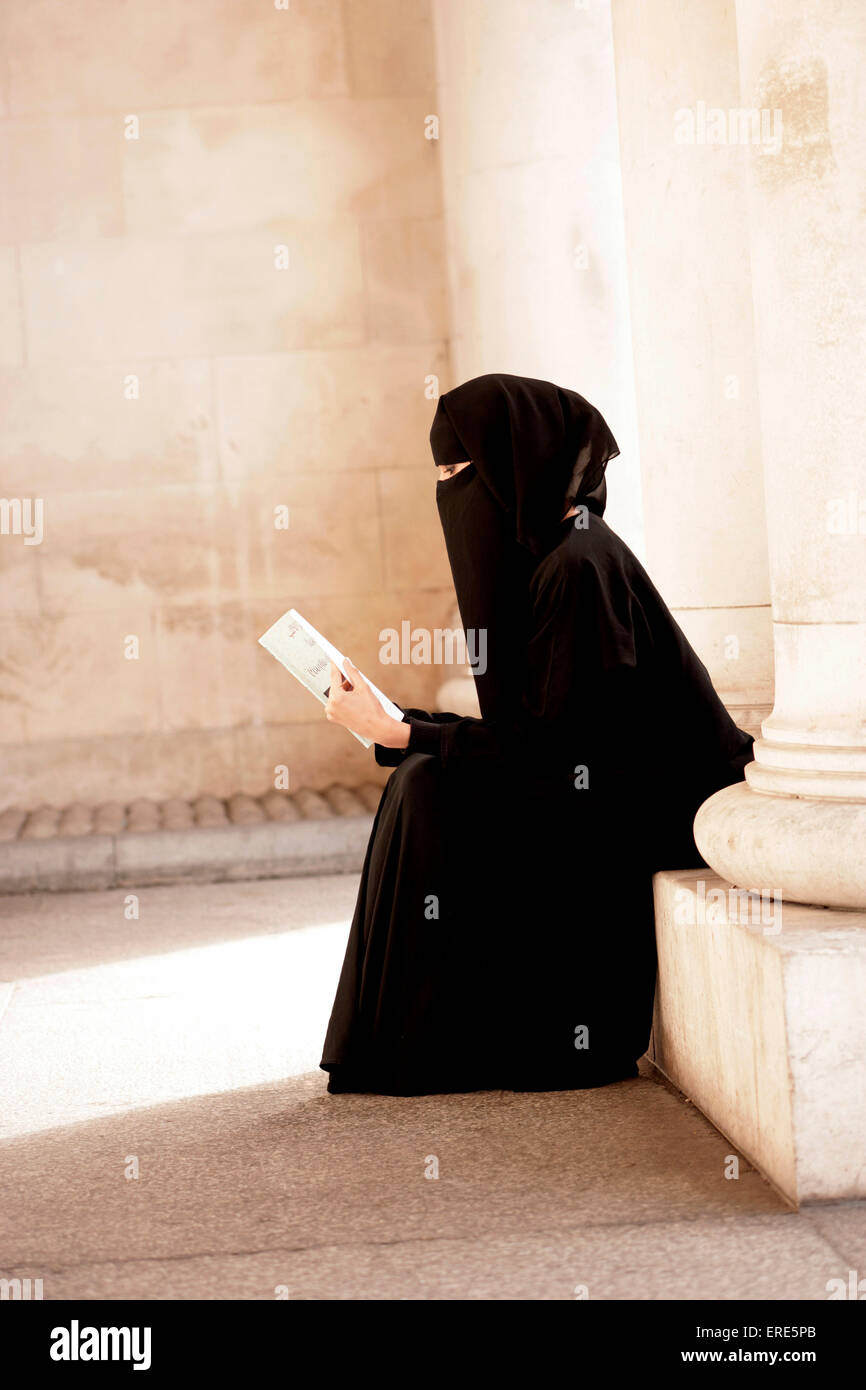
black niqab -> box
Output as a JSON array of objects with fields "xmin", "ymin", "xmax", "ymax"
[
  {"xmin": 430, "ymin": 373, "xmax": 619, "ymax": 549},
  {"xmin": 430, "ymin": 373, "xmax": 619, "ymax": 721}
]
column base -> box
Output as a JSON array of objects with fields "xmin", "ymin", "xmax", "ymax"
[
  {"xmin": 650, "ymin": 869, "xmax": 866, "ymax": 1204},
  {"xmin": 694, "ymin": 781, "xmax": 866, "ymax": 910}
]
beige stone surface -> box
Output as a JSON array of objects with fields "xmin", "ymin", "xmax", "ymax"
[
  {"xmin": 260, "ymin": 790, "xmax": 300, "ymax": 822},
  {"xmin": 673, "ymin": 605, "xmax": 775, "ymax": 708},
  {"xmin": 735, "ymin": 1, "xmax": 866, "ymax": 630},
  {"xmin": 377, "ymin": 469, "xmax": 452, "ymax": 591},
  {"xmin": 652, "ymin": 870, "xmax": 866, "ymax": 1203},
  {"xmin": 127, "ymin": 799, "xmax": 160, "ymax": 833},
  {"xmin": 194, "ymin": 796, "xmax": 229, "ymax": 829},
  {"xmin": 695, "ymin": 1, "xmax": 866, "ymax": 911},
  {"xmin": 214, "ymin": 344, "xmax": 449, "ymax": 481},
  {"xmin": 0, "ymin": 542, "xmax": 41, "ymax": 621},
  {"xmin": 33, "ymin": 475, "xmax": 386, "ymax": 617},
  {"xmin": 93, "ymin": 802, "xmax": 126, "ymax": 834},
  {"xmin": 1, "ymin": 1215, "xmax": 842, "ymax": 1301},
  {"xmin": 609, "ymin": 0, "xmax": 771, "ymax": 664},
  {"xmin": 161, "ymin": 798, "xmax": 194, "ymax": 832},
  {"xmin": 35, "ymin": 488, "xmax": 237, "ymax": 613},
  {"xmin": 227, "ymin": 793, "xmax": 265, "ymax": 826},
  {"xmin": 0, "ymin": 246, "xmax": 23, "ymax": 366},
  {"xmin": 2, "ymin": 0, "xmax": 349, "ymax": 115},
  {"xmin": 0, "ymin": 808, "xmax": 26, "ymax": 841},
  {"xmin": 324, "ymin": 785, "xmax": 367, "ymax": 817},
  {"xmin": 736, "ymin": 0, "xmax": 866, "ymax": 806},
  {"xmin": 356, "ymin": 783, "xmax": 385, "ymax": 813},
  {"xmin": 361, "ymin": 219, "xmax": 449, "ymax": 343},
  {"xmin": 21, "ymin": 227, "xmax": 368, "ymax": 364},
  {"xmin": 0, "ymin": 359, "xmax": 219, "ymax": 496},
  {"xmin": 344, "ymin": 0, "xmax": 436, "ymax": 98},
  {"xmin": 652, "ymin": 870, "xmax": 796, "ymax": 1201},
  {"xmin": 0, "ymin": 611, "xmax": 162, "ymax": 743},
  {"xmin": 293, "ymin": 789, "xmax": 334, "ymax": 821},
  {"xmin": 695, "ymin": 782, "xmax": 866, "ymax": 911},
  {"xmin": 0, "ymin": 1, "xmax": 607, "ymax": 814},
  {"xmin": 0, "ymin": 874, "xmax": 852, "ymax": 1301},
  {"xmin": 57, "ymin": 804, "xmax": 94, "ymax": 837},
  {"xmin": 154, "ymin": 606, "xmax": 256, "ymax": 734},
  {"xmin": 122, "ymin": 100, "xmax": 442, "ymax": 236},
  {"xmin": 1, "ymin": 729, "xmax": 239, "ymax": 809},
  {"xmin": 240, "ymin": 471, "xmax": 385, "ymax": 603},
  {"xmin": 0, "ymin": 721, "xmax": 393, "ymax": 813},
  {"xmin": 233, "ymin": 722, "xmax": 388, "ymax": 801},
  {"xmin": 0, "ymin": 115, "xmax": 123, "ymax": 242},
  {"xmin": 20, "ymin": 806, "xmax": 61, "ymax": 840}
]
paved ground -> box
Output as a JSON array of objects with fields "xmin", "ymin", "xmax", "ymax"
[{"xmin": 0, "ymin": 876, "xmax": 863, "ymax": 1300}]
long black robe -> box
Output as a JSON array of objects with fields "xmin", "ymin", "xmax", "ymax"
[{"xmin": 320, "ymin": 506, "xmax": 753, "ymax": 1095}]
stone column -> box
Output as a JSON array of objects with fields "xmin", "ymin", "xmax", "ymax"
[
  {"xmin": 431, "ymin": 0, "xmax": 644, "ymax": 555},
  {"xmin": 695, "ymin": 0, "xmax": 866, "ymax": 910},
  {"xmin": 609, "ymin": 0, "xmax": 773, "ymax": 732},
  {"xmin": 649, "ymin": 0, "xmax": 866, "ymax": 1205}
]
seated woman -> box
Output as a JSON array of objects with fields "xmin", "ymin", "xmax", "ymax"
[{"xmin": 319, "ymin": 374, "xmax": 753, "ymax": 1097}]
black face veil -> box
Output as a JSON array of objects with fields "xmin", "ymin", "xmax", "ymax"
[{"xmin": 430, "ymin": 373, "xmax": 619, "ymax": 722}]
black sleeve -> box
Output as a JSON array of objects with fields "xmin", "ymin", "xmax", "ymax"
[
  {"xmin": 373, "ymin": 707, "xmax": 465, "ymax": 767},
  {"xmin": 399, "ymin": 557, "xmax": 639, "ymax": 771}
]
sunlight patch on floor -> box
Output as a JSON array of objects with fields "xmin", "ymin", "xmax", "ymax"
[{"xmin": 0, "ymin": 919, "xmax": 348, "ymax": 1140}]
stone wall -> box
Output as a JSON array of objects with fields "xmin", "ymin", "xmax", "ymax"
[{"xmin": 0, "ymin": 0, "xmax": 454, "ymax": 809}]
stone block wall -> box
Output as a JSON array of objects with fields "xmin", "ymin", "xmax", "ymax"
[{"xmin": 0, "ymin": 0, "xmax": 454, "ymax": 808}]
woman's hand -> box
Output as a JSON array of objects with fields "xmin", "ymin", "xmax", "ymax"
[{"xmin": 325, "ymin": 660, "xmax": 410, "ymax": 749}]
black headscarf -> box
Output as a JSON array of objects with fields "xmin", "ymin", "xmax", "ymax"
[
  {"xmin": 430, "ymin": 374, "xmax": 619, "ymax": 550},
  {"xmin": 430, "ymin": 373, "xmax": 619, "ymax": 721}
]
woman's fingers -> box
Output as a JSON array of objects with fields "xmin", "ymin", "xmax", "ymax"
[
  {"xmin": 326, "ymin": 657, "xmax": 383, "ymax": 740},
  {"xmin": 327, "ymin": 660, "xmax": 362, "ymax": 721},
  {"xmin": 333, "ymin": 660, "xmax": 352, "ymax": 692},
  {"xmin": 345, "ymin": 657, "xmax": 365, "ymax": 684},
  {"xmin": 345, "ymin": 660, "xmax": 378, "ymax": 710}
]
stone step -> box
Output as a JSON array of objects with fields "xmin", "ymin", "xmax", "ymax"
[
  {"xmin": 651, "ymin": 868, "xmax": 866, "ymax": 1205},
  {"xmin": 0, "ymin": 783, "xmax": 384, "ymax": 896},
  {"xmin": 0, "ymin": 784, "xmax": 384, "ymax": 842}
]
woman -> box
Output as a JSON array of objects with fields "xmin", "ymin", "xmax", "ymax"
[{"xmin": 320, "ymin": 374, "xmax": 753, "ymax": 1096}]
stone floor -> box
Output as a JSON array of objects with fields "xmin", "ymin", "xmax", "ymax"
[{"xmin": 0, "ymin": 875, "xmax": 862, "ymax": 1300}]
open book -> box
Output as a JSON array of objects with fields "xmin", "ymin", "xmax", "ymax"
[{"xmin": 257, "ymin": 608, "xmax": 405, "ymax": 748}]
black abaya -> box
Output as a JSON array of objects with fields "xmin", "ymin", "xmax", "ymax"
[{"xmin": 321, "ymin": 501, "xmax": 753, "ymax": 1096}]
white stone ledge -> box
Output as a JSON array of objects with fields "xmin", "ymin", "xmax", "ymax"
[
  {"xmin": 0, "ymin": 816, "xmax": 373, "ymax": 895},
  {"xmin": 650, "ymin": 869, "xmax": 866, "ymax": 1206}
]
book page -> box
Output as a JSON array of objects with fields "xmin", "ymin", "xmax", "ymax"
[{"xmin": 258, "ymin": 608, "xmax": 404, "ymax": 749}]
